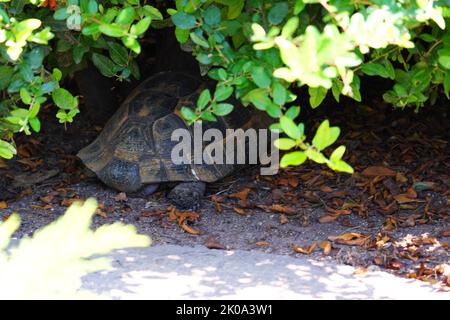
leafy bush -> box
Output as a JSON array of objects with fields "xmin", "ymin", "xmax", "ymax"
[
  {"xmin": 0, "ymin": 0, "xmax": 162, "ymax": 159},
  {"xmin": 171, "ymin": 0, "xmax": 449, "ymax": 172},
  {"xmin": 0, "ymin": 198, "xmax": 151, "ymax": 299},
  {"xmin": 1, "ymin": 0, "xmax": 449, "ymax": 173}
]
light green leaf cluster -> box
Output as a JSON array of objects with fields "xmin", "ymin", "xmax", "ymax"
[{"xmin": 0, "ymin": 198, "xmax": 151, "ymax": 299}]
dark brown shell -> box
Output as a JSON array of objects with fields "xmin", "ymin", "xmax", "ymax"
[{"xmin": 77, "ymin": 72, "xmax": 257, "ymax": 193}]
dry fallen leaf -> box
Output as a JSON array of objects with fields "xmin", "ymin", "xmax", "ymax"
[
  {"xmin": 319, "ymin": 214, "xmax": 339, "ymax": 223},
  {"xmin": 319, "ymin": 241, "xmax": 332, "ymax": 255},
  {"xmin": 180, "ymin": 221, "xmax": 201, "ymax": 235},
  {"xmin": 0, "ymin": 201, "xmax": 8, "ymax": 209},
  {"xmin": 353, "ymin": 267, "xmax": 369, "ymax": 275},
  {"xmin": 319, "ymin": 208, "xmax": 351, "ymax": 223},
  {"xmin": 233, "ymin": 207, "xmax": 246, "ymax": 215},
  {"xmin": 211, "ymin": 195, "xmax": 223, "ymax": 212},
  {"xmin": 17, "ymin": 144, "xmax": 32, "ymax": 158},
  {"xmin": 17, "ymin": 158, "xmax": 43, "ymax": 170},
  {"xmin": 96, "ymin": 208, "xmax": 108, "ymax": 218},
  {"xmin": 205, "ymin": 235, "xmax": 226, "ymax": 250},
  {"xmin": 395, "ymin": 172, "xmax": 408, "ymax": 183},
  {"xmin": 40, "ymin": 194, "xmax": 56, "ymax": 204},
  {"xmin": 288, "ymin": 177, "xmax": 299, "ymax": 188},
  {"xmin": 141, "ymin": 209, "xmax": 165, "ymax": 217},
  {"xmin": 293, "ymin": 242, "xmax": 317, "ymax": 255},
  {"xmin": 406, "ymin": 187, "xmax": 417, "ymax": 199},
  {"xmin": 229, "ymin": 187, "xmax": 251, "ymax": 201},
  {"xmin": 61, "ymin": 198, "xmax": 77, "ymax": 207},
  {"xmin": 114, "ymin": 192, "xmax": 128, "ymax": 202},
  {"xmin": 279, "ymin": 214, "xmax": 289, "ymax": 224},
  {"xmin": 393, "ymin": 194, "xmax": 416, "ymax": 204},
  {"xmin": 441, "ymin": 230, "xmax": 450, "ymax": 237},
  {"xmin": 30, "ymin": 204, "xmax": 53, "ymax": 209},
  {"xmin": 0, "ymin": 159, "xmax": 8, "ymax": 169},
  {"xmin": 388, "ymin": 260, "xmax": 404, "ymax": 270},
  {"xmin": 361, "ymin": 166, "xmax": 396, "ymax": 177},
  {"xmin": 328, "ymin": 233, "xmax": 370, "ymax": 246},
  {"xmin": 320, "ymin": 186, "xmax": 333, "ymax": 193},
  {"xmin": 270, "ymin": 204, "xmax": 296, "ymax": 215}
]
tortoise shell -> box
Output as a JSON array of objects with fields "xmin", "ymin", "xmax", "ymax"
[{"xmin": 77, "ymin": 72, "xmax": 258, "ymax": 193}]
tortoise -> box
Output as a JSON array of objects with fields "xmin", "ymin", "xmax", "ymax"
[{"xmin": 77, "ymin": 72, "xmax": 268, "ymax": 208}]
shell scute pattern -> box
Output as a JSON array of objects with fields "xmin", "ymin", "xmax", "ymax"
[{"xmin": 77, "ymin": 72, "xmax": 255, "ymax": 193}]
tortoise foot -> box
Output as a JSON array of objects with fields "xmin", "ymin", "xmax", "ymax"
[
  {"xmin": 168, "ymin": 182, "xmax": 206, "ymax": 210},
  {"xmin": 140, "ymin": 183, "xmax": 160, "ymax": 197}
]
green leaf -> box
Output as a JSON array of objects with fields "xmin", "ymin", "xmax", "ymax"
[
  {"xmin": 81, "ymin": 24, "xmax": 100, "ymax": 36},
  {"xmin": 28, "ymin": 102, "xmax": 40, "ymax": 118},
  {"xmin": 272, "ymin": 82, "xmax": 286, "ymax": 106},
  {"xmin": 285, "ymin": 106, "xmax": 300, "ymax": 120},
  {"xmin": 197, "ymin": 89, "xmax": 211, "ymax": 109},
  {"xmin": 130, "ymin": 17, "xmax": 152, "ymax": 36},
  {"xmin": 107, "ymin": 42, "xmax": 129, "ymax": 66},
  {"xmin": 280, "ymin": 151, "xmax": 307, "ymax": 167},
  {"xmin": 274, "ymin": 138, "xmax": 296, "ymax": 150},
  {"xmin": 92, "ymin": 53, "xmax": 119, "ymax": 77},
  {"xmin": 266, "ymin": 103, "xmax": 282, "ymax": 118},
  {"xmin": 29, "ymin": 117, "xmax": 41, "ymax": 133},
  {"xmin": 143, "ymin": 5, "xmax": 163, "ymax": 20},
  {"xmin": 268, "ymin": 2, "xmax": 289, "ymax": 25},
  {"xmin": 181, "ymin": 106, "xmax": 196, "ymax": 122},
  {"xmin": 220, "ymin": 0, "xmax": 245, "ymax": 19},
  {"xmin": 243, "ymin": 88, "xmax": 272, "ymax": 111},
  {"xmin": 294, "ymin": 0, "xmax": 305, "ymax": 14},
  {"xmin": 330, "ymin": 145, "xmax": 346, "ymax": 162},
  {"xmin": 280, "ymin": 116, "xmax": 301, "ymax": 140},
  {"xmin": 26, "ymin": 47, "xmax": 46, "ymax": 69},
  {"xmin": 214, "ymin": 85, "xmax": 233, "ymax": 101},
  {"xmin": 312, "ymin": 120, "xmax": 340, "ymax": 151},
  {"xmin": 171, "ymin": 12, "xmax": 196, "ymax": 29},
  {"xmin": 53, "ymin": 68, "xmax": 62, "ymax": 82},
  {"xmin": 54, "ymin": 8, "xmax": 70, "ymax": 20},
  {"xmin": 438, "ymin": 55, "xmax": 450, "ymax": 69},
  {"xmin": 122, "ymin": 36, "xmax": 141, "ymax": 54},
  {"xmin": 305, "ymin": 149, "xmax": 327, "ymax": 164},
  {"xmin": 212, "ymin": 103, "xmax": 234, "ymax": 116},
  {"xmin": 52, "ymin": 88, "xmax": 77, "ymax": 110},
  {"xmin": 200, "ymin": 111, "xmax": 217, "ymax": 122},
  {"xmin": 73, "ymin": 44, "xmax": 89, "ymax": 64},
  {"xmin": 20, "ymin": 88, "xmax": 32, "ymax": 105},
  {"xmin": 328, "ymin": 160, "xmax": 354, "ymax": 174},
  {"xmin": 0, "ymin": 140, "xmax": 16, "ymax": 159},
  {"xmin": 361, "ymin": 63, "xmax": 389, "ymax": 78},
  {"xmin": 190, "ymin": 32, "xmax": 209, "ymax": 48},
  {"xmin": 204, "ymin": 5, "xmax": 221, "ymax": 26},
  {"xmin": 87, "ymin": 0, "xmax": 98, "ymax": 14},
  {"xmin": 116, "ymin": 7, "xmax": 135, "ymax": 25},
  {"xmin": 175, "ymin": 27, "xmax": 190, "ymax": 43},
  {"xmin": 251, "ymin": 66, "xmax": 271, "ymax": 88},
  {"xmin": 309, "ymin": 87, "xmax": 327, "ymax": 109},
  {"xmin": 0, "ymin": 66, "xmax": 14, "ymax": 90},
  {"xmin": 99, "ymin": 23, "xmax": 128, "ymax": 37},
  {"xmin": 444, "ymin": 72, "xmax": 450, "ymax": 98}
]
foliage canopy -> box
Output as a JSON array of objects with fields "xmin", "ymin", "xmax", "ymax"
[{"xmin": 0, "ymin": 0, "xmax": 449, "ymax": 172}]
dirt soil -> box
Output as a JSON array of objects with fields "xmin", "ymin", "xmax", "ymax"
[{"xmin": 0, "ymin": 85, "xmax": 449, "ymax": 291}]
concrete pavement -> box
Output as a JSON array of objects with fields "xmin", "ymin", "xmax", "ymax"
[{"xmin": 82, "ymin": 245, "xmax": 449, "ymax": 299}]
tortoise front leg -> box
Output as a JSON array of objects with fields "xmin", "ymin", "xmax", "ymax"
[
  {"xmin": 140, "ymin": 183, "xmax": 160, "ymax": 196},
  {"xmin": 168, "ymin": 182, "xmax": 206, "ymax": 210}
]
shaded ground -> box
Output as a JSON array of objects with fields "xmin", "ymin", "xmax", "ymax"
[{"xmin": 0, "ymin": 84, "xmax": 449, "ymax": 292}]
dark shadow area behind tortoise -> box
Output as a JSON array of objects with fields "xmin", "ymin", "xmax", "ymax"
[{"xmin": 73, "ymin": 27, "xmax": 201, "ymax": 127}]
